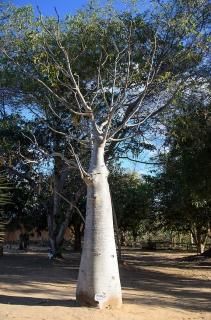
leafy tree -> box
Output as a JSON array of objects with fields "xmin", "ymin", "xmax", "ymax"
[
  {"xmin": 0, "ymin": 0, "xmax": 210, "ymax": 308},
  {"xmin": 110, "ymin": 169, "xmax": 153, "ymax": 245},
  {"xmin": 154, "ymin": 93, "xmax": 211, "ymax": 254}
]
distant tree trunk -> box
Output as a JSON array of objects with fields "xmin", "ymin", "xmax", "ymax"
[
  {"xmin": 0, "ymin": 216, "xmax": 12, "ymax": 256},
  {"xmin": 57, "ymin": 187, "xmax": 85, "ymax": 253},
  {"xmin": 0, "ymin": 220, "xmax": 5, "ymax": 256},
  {"xmin": 178, "ymin": 232, "xmax": 182, "ymax": 245},
  {"xmin": 0, "ymin": 223, "xmax": 4, "ymax": 256},
  {"xmin": 132, "ymin": 231, "xmax": 138, "ymax": 246},
  {"xmin": 120, "ymin": 231, "xmax": 126, "ymax": 246},
  {"xmin": 190, "ymin": 233, "xmax": 194, "ymax": 244},
  {"xmin": 191, "ymin": 225, "xmax": 208, "ymax": 254},
  {"xmin": 197, "ymin": 242, "xmax": 206, "ymax": 255},
  {"xmin": 112, "ymin": 200, "xmax": 122, "ymax": 260},
  {"xmin": 171, "ymin": 232, "xmax": 176, "ymax": 248},
  {"xmin": 55, "ymin": 207, "xmax": 73, "ymax": 255},
  {"xmin": 73, "ymin": 223, "xmax": 82, "ymax": 251},
  {"xmin": 48, "ymin": 157, "xmax": 68, "ymax": 258},
  {"xmin": 76, "ymin": 141, "xmax": 122, "ymax": 309}
]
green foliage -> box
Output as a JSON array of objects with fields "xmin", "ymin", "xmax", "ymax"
[
  {"xmin": 109, "ymin": 169, "xmax": 154, "ymax": 238},
  {"xmin": 154, "ymin": 94, "xmax": 211, "ymax": 234},
  {"xmin": 1, "ymin": 1, "xmax": 209, "ymax": 112},
  {"xmin": 0, "ymin": 0, "xmax": 209, "ymax": 169}
]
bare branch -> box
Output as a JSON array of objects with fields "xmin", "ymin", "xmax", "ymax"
[
  {"xmin": 118, "ymin": 156, "xmax": 163, "ymax": 165},
  {"xmin": 109, "ymin": 133, "xmax": 137, "ymax": 142},
  {"xmin": 46, "ymin": 97, "xmax": 62, "ymax": 120},
  {"xmin": 68, "ymin": 143, "xmax": 90, "ymax": 182},
  {"xmin": 124, "ymin": 20, "xmax": 133, "ymax": 91},
  {"xmin": 36, "ymin": 78, "xmax": 89, "ymax": 116},
  {"xmin": 126, "ymin": 86, "xmax": 182, "ymax": 129},
  {"xmin": 61, "ymin": 47, "xmax": 93, "ymax": 115},
  {"xmin": 47, "ymin": 124, "xmax": 66, "ymax": 136},
  {"xmin": 56, "ymin": 191, "xmax": 85, "ymax": 223},
  {"xmin": 18, "ymin": 142, "xmax": 39, "ymax": 164},
  {"xmin": 51, "ymin": 152, "xmax": 77, "ymax": 168},
  {"xmin": 106, "ymin": 33, "xmax": 159, "ymax": 140}
]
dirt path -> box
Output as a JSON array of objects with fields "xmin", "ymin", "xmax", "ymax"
[{"xmin": 0, "ymin": 249, "xmax": 211, "ymax": 320}]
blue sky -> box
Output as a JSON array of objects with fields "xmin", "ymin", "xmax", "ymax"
[
  {"xmin": 12, "ymin": 0, "xmax": 150, "ymax": 16},
  {"xmin": 13, "ymin": 0, "xmax": 89, "ymax": 16}
]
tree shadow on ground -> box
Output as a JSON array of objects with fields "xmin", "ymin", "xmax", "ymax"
[
  {"xmin": 120, "ymin": 249, "xmax": 211, "ymax": 312},
  {"xmin": 121, "ymin": 266, "xmax": 211, "ymax": 312},
  {"xmin": 0, "ymin": 249, "xmax": 211, "ymax": 312},
  {"xmin": 0, "ymin": 251, "xmax": 79, "ymax": 285},
  {"xmin": 121, "ymin": 248, "xmax": 211, "ymax": 269},
  {"xmin": 0, "ymin": 295, "xmax": 78, "ymax": 307}
]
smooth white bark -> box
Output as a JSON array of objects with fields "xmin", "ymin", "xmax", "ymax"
[{"xmin": 76, "ymin": 142, "xmax": 122, "ymax": 309}]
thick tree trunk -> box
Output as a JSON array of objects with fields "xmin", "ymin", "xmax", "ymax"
[
  {"xmin": 196, "ymin": 242, "xmax": 205, "ymax": 255},
  {"xmin": 191, "ymin": 226, "xmax": 208, "ymax": 255},
  {"xmin": 76, "ymin": 142, "xmax": 122, "ymax": 309}
]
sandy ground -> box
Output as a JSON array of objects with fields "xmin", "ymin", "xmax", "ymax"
[{"xmin": 0, "ymin": 248, "xmax": 211, "ymax": 320}]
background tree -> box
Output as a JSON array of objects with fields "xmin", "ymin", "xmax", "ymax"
[
  {"xmin": 154, "ymin": 92, "xmax": 211, "ymax": 254},
  {"xmin": 110, "ymin": 169, "xmax": 153, "ymax": 245},
  {"xmin": 0, "ymin": 173, "xmax": 12, "ymax": 256}
]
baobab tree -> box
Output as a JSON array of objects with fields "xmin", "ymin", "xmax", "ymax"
[{"xmin": 1, "ymin": 0, "xmax": 209, "ymax": 308}]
